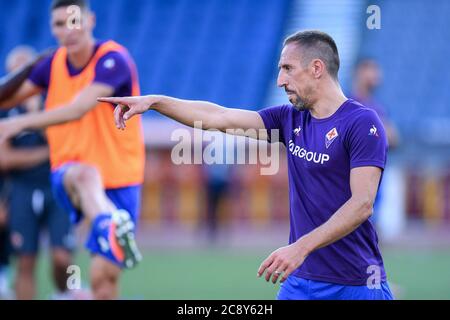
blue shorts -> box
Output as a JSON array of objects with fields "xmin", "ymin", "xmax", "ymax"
[
  {"xmin": 9, "ymin": 184, "xmax": 74, "ymax": 255},
  {"xmin": 51, "ymin": 163, "xmax": 142, "ymax": 225},
  {"xmin": 51, "ymin": 163, "xmax": 141, "ymax": 262},
  {"xmin": 277, "ymin": 276, "xmax": 394, "ymax": 300}
]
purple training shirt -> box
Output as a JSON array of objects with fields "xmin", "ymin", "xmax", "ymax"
[
  {"xmin": 258, "ymin": 99, "xmax": 388, "ymax": 286},
  {"xmin": 29, "ymin": 40, "xmax": 133, "ymax": 97}
]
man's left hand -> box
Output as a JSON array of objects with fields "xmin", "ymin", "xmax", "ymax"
[{"xmin": 257, "ymin": 241, "xmax": 309, "ymax": 284}]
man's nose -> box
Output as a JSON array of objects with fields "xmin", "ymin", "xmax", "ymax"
[{"xmin": 277, "ymin": 72, "xmax": 287, "ymax": 88}]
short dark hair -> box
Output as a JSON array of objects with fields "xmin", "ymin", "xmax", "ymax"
[
  {"xmin": 51, "ymin": 0, "xmax": 90, "ymax": 11},
  {"xmin": 284, "ymin": 30, "xmax": 340, "ymax": 79},
  {"xmin": 354, "ymin": 57, "xmax": 378, "ymax": 70}
]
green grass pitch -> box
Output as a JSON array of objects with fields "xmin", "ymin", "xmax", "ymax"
[{"xmin": 30, "ymin": 247, "xmax": 450, "ymax": 300}]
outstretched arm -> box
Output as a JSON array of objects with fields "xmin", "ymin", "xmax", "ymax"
[
  {"xmin": 98, "ymin": 95, "xmax": 268, "ymax": 140},
  {"xmin": 0, "ymin": 83, "xmax": 114, "ymax": 143}
]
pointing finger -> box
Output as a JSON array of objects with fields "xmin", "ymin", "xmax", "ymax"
[{"xmin": 97, "ymin": 97, "xmax": 125, "ymax": 104}]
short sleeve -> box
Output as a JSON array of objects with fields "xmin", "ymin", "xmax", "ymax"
[
  {"xmin": 347, "ymin": 109, "xmax": 388, "ymax": 170},
  {"xmin": 28, "ymin": 54, "xmax": 54, "ymax": 90},
  {"xmin": 93, "ymin": 51, "xmax": 132, "ymax": 96},
  {"xmin": 258, "ymin": 105, "xmax": 290, "ymax": 143}
]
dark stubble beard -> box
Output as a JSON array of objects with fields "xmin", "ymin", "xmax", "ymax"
[{"xmin": 290, "ymin": 94, "xmax": 311, "ymax": 111}]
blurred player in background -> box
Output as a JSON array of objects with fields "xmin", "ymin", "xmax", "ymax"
[
  {"xmin": 352, "ymin": 58, "xmax": 399, "ymax": 148},
  {"xmin": 0, "ymin": 46, "xmax": 75, "ymax": 300},
  {"xmin": 203, "ymin": 151, "xmax": 232, "ymax": 243},
  {"xmin": 100, "ymin": 30, "xmax": 393, "ymax": 300},
  {"xmin": 0, "ymin": 0, "xmax": 145, "ymax": 299},
  {"xmin": 351, "ymin": 58, "xmax": 400, "ymax": 227}
]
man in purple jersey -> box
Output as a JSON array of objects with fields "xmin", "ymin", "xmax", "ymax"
[{"xmin": 99, "ymin": 30, "xmax": 394, "ymax": 300}]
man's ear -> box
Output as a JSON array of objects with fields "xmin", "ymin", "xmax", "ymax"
[
  {"xmin": 311, "ymin": 59, "xmax": 325, "ymax": 79},
  {"xmin": 86, "ymin": 11, "xmax": 96, "ymax": 30}
]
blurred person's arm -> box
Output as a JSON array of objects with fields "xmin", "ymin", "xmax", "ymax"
[
  {"xmin": 0, "ymin": 140, "xmax": 49, "ymax": 171},
  {"xmin": 98, "ymin": 95, "xmax": 268, "ymax": 140},
  {"xmin": 0, "ymin": 83, "xmax": 114, "ymax": 142},
  {"xmin": 0, "ymin": 48, "xmax": 54, "ymax": 108},
  {"xmin": 0, "ymin": 80, "xmax": 42, "ymax": 109},
  {"xmin": 23, "ymin": 90, "xmax": 44, "ymax": 113}
]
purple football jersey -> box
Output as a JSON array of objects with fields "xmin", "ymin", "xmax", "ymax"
[
  {"xmin": 29, "ymin": 40, "xmax": 133, "ymax": 98},
  {"xmin": 258, "ymin": 99, "xmax": 388, "ymax": 285}
]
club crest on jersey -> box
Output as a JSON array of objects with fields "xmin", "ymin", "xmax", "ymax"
[
  {"xmin": 104, "ymin": 58, "xmax": 116, "ymax": 69},
  {"xmin": 293, "ymin": 126, "xmax": 302, "ymax": 136},
  {"xmin": 369, "ymin": 125, "xmax": 379, "ymax": 137},
  {"xmin": 325, "ymin": 127, "xmax": 339, "ymax": 149}
]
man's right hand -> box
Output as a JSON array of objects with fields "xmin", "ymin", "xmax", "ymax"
[{"xmin": 98, "ymin": 95, "xmax": 155, "ymax": 130}]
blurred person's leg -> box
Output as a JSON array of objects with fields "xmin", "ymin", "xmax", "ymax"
[
  {"xmin": 90, "ymin": 255, "xmax": 120, "ymax": 300},
  {"xmin": 204, "ymin": 164, "xmax": 231, "ymax": 243},
  {"xmin": 63, "ymin": 164, "xmax": 137, "ymax": 300},
  {"xmin": 51, "ymin": 162, "xmax": 141, "ymax": 300},
  {"xmin": 0, "ymin": 201, "xmax": 12, "ymax": 299},
  {"xmin": 206, "ymin": 180, "xmax": 228, "ymax": 242},
  {"xmin": 88, "ymin": 185, "xmax": 141, "ymax": 300},
  {"xmin": 9, "ymin": 186, "xmax": 40, "ymax": 299},
  {"xmin": 51, "ymin": 249, "xmax": 71, "ymax": 291},
  {"xmin": 15, "ymin": 255, "xmax": 36, "ymax": 300},
  {"xmin": 62, "ymin": 164, "xmax": 116, "ymax": 221},
  {"xmin": 46, "ymin": 187, "xmax": 75, "ymax": 299}
]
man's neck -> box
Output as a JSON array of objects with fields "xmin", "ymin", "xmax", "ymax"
[
  {"xmin": 310, "ymin": 81, "xmax": 348, "ymax": 119},
  {"xmin": 67, "ymin": 38, "xmax": 96, "ymax": 69}
]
